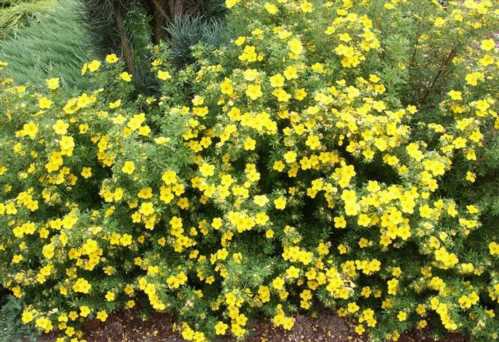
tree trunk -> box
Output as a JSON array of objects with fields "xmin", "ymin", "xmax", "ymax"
[{"xmin": 112, "ymin": 1, "xmax": 135, "ymax": 74}]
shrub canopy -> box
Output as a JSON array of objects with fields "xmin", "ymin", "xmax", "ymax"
[{"xmin": 0, "ymin": 1, "xmax": 498, "ymax": 341}]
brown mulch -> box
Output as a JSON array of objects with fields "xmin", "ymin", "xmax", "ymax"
[
  {"xmin": 77, "ymin": 310, "xmax": 365, "ymax": 342},
  {"xmin": 40, "ymin": 309, "xmax": 468, "ymax": 342}
]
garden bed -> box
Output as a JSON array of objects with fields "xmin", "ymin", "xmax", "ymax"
[{"xmin": 37, "ymin": 309, "xmax": 469, "ymax": 342}]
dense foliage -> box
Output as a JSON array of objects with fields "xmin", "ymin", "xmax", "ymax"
[
  {"xmin": 0, "ymin": 1, "xmax": 498, "ymax": 341},
  {"xmin": 0, "ymin": 0, "xmax": 94, "ymax": 87},
  {"xmin": 81, "ymin": 0, "xmax": 225, "ymax": 89},
  {"xmin": 0, "ymin": 0, "xmax": 56, "ymax": 39}
]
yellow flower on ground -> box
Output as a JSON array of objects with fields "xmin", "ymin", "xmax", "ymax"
[
  {"xmin": 96, "ymin": 310, "xmax": 108, "ymax": 322},
  {"xmin": 79, "ymin": 305, "xmax": 91, "ymax": 318}
]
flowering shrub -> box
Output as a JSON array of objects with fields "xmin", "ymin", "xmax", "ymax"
[{"xmin": 1, "ymin": 1, "xmax": 498, "ymax": 341}]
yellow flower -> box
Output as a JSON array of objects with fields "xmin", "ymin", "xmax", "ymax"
[
  {"xmin": 46, "ymin": 78, "xmax": 60, "ymax": 90},
  {"xmin": 334, "ymin": 216, "xmax": 347, "ymax": 229},
  {"xmin": 434, "ymin": 247, "xmax": 459, "ymax": 269},
  {"xmin": 220, "ymin": 78, "xmax": 234, "ymax": 95},
  {"xmin": 105, "ymin": 53, "xmax": 119, "ymax": 64},
  {"xmin": 270, "ymin": 73, "xmax": 285, "ymax": 88},
  {"xmin": 264, "ymin": 2, "xmax": 278, "ymax": 14},
  {"xmin": 234, "ymin": 36, "xmax": 246, "ymax": 46},
  {"xmin": 139, "ymin": 202, "xmax": 155, "ymax": 216},
  {"xmin": 87, "ymin": 60, "xmax": 101, "ymax": 72},
  {"xmin": 214, "ymin": 321, "xmax": 228, "ymax": 335},
  {"xmin": 288, "ymin": 38, "xmax": 303, "ymax": 56},
  {"xmin": 105, "ymin": 291, "xmax": 116, "ymax": 301},
  {"xmin": 110, "ymin": 99, "xmax": 122, "ymax": 109},
  {"xmin": 434, "ymin": 17, "xmax": 446, "ymax": 28},
  {"xmin": 225, "ymin": 0, "xmax": 240, "ymax": 9},
  {"xmin": 448, "ymin": 90, "xmax": 462, "ymax": 101},
  {"xmin": 81, "ymin": 167, "xmax": 93, "ymax": 179},
  {"xmin": 21, "ymin": 309, "xmax": 35, "ymax": 324},
  {"xmin": 273, "ymin": 88, "xmax": 291, "ymax": 102},
  {"xmin": 305, "ymin": 135, "xmax": 321, "ymax": 150},
  {"xmin": 42, "ymin": 243, "xmax": 55, "ymax": 259},
  {"xmin": 120, "ymin": 234, "xmax": 133, "ymax": 246},
  {"xmin": 35, "ymin": 317, "xmax": 53, "ymax": 333},
  {"xmin": 120, "ymin": 72, "xmax": 133, "ymax": 82},
  {"xmin": 347, "ymin": 302, "xmax": 360, "ymax": 314},
  {"xmin": 239, "ymin": 45, "xmax": 258, "ymax": 63},
  {"xmin": 254, "ymin": 195, "xmax": 268, "ymax": 207},
  {"xmin": 355, "ymin": 325, "xmax": 365, "ymax": 335},
  {"xmin": 465, "ymin": 72, "xmax": 484, "ymax": 86},
  {"xmin": 59, "ymin": 136, "xmax": 75, "ymax": 156},
  {"xmin": 283, "ymin": 151, "xmax": 297, "ymax": 163},
  {"xmin": 274, "ymin": 196, "xmax": 287, "ymax": 210},
  {"xmin": 300, "ymin": 1, "xmax": 313, "ymax": 13},
  {"xmin": 418, "ymin": 320, "xmax": 428, "ymax": 329},
  {"xmin": 155, "ymin": 136, "xmax": 170, "ymax": 144},
  {"xmin": 480, "ymin": 39, "xmax": 495, "ymax": 51},
  {"xmin": 138, "ymin": 187, "xmax": 153, "ymax": 199},
  {"xmin": 272, "ymin": 277, "xmax": 285, "ymax": 290},
  {"xmin": 122, "ymin": 161, "xmax": 136, "ymax": 174},
  {"xmin": 406, "ymin": 143, "xmax": 423, "ymax": 161},
  {"xmin": 246, "ymin": 84, "xmax": 262, "ymax": 100},
  {"xmin": 258, "ymin": 286, "xmax": 270, "ymax": 302},
  {"xmin": 157, "ymin": 70, "xmax": 171, "ymax": 80},
  {"xmin": 243, "ymin": 69, "xmax": 259, "ymax": 81},
  {"xmin": 243, "ymin": 137, "xmax": 256, "ymax": 151},
  {"xmin": 162, "ymin": 170, "xmax": 177, "ymax": 185},
  {"xmin": 286, "ymin": 266, "xmax": 300, "ymax": 279},
  {"xmin": 96, "ymin": 310, "xmax": 108, "ymax": 322},
  {"xmin": 39, "ymin": 97, "xmax": 53, "ymax": 109},
  {"xmin": 21, "ymin": 121, "xmax": 38, "ymax": 139},
  {"xmin": 73, "ymin": 278, "xmax": 91, "ymax": 294},
  {"xmin": 284, "ymin": 66, "xmax": 298, "ymax": 80},
  {"xmin": 200, "ymin": 163, "xmax": 215, "ymax": 177},
  {"xmin": 489, "ymin": 242, "xmax": 499, "ymax": 256},
  {"xmin": 79, "ymin": 305, "xmax": 91, "ymax": 318},
  {"xmin": 53, "ymin": 120, "xmax": 69, "ymax": 135}
]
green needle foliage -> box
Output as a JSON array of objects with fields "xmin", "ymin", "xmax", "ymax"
[
  {"xmin": 0, "ymin": 295, "xmax": 37, "ymax": 342},
  {"xmin": 165, "ymin": 15, "xmax": 226, "ymax": 67},
  {"xmin": 0, "ymin": 0, "xmax": 95, "ymax": 88},
  {"xmin": 0, "ymin": 0, "xmax": 56, "ymax": 39}
]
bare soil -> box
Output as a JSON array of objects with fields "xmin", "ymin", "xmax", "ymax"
[{"xmin": 56, "ymin": 309, "xmax": 469, "ymax": 342}]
